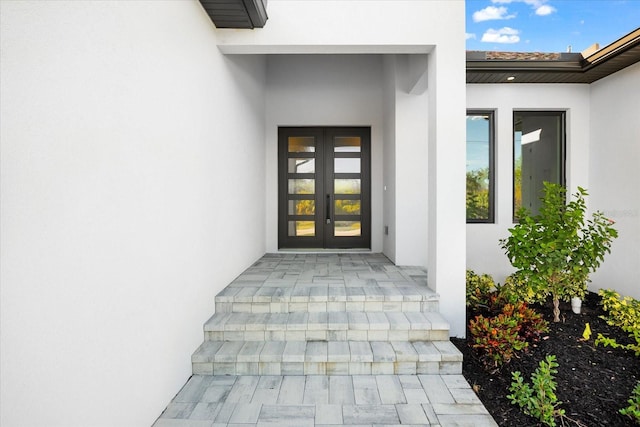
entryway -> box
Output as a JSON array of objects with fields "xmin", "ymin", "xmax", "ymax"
[{"xmin": 278, "ymin": 127, "xmax": 371, "ymax": 249}]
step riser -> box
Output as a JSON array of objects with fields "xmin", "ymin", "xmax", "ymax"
[
  {"xmin": 215, "ymin": 301, "xmax": 440, "ymax": 313},
  {"xmin": 192, "ymin": 361, "xmax": 461, "ymax": 376},
  {"xmin": 205, "ymin": 330, "xmax": 450, "ymax": 342}
]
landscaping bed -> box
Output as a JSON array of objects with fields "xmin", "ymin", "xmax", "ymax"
[{"xmin": 452, "ymin": 291, "xmax": 640, "ymax": 426}]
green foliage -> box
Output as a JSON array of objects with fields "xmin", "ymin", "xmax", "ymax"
[
  {"xmin": 500, "ymin": 183, "xmax": 618, "ymax": 321},
  {"xmin": 620, "ymin": 382, "xmax": 640, "ymax": 424},
  {"xmin": 508, "ymin": 355, "xmax": 565, "ymax": 427},
  {"xmin": 497, "ymin": 274, "xmax": 548, "ymax": 305},
  {"xmin": 467, "ymin": 168, "xmax": 490, "ymax": 220},
  {"xmin": 595, "ymin": 289, "xmax": 640, "ymax": 356},
  {"xmin": 469, "ymin": 301, "xmax": 548, "ymax": 366},
  {"xmin": 466, "ymin": 270, "xmax": 495, "ymax": 309}
]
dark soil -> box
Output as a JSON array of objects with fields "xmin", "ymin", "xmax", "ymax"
[{"xmin": 451, "ymin": 292, "xmax": 640, "ymax": 426}]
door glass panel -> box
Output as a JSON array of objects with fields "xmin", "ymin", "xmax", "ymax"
[
  {"xmin": 288, "ymin": 179, "xmax": 314, "ymax": 194},
  {"xmin": 288, "ymin": 221, "xmax": 315, "ymax": 236},
  {"xmin": 335, "ymin": 199, "xmax": 361, "ymax": 215},
  {"xmin": 334, "ymin": 137, "xmax": 361, "ymax": 152},
  {"xmin": 288, "ymin": 200, "xmax": 315, "ymax": 215},
  {"xmin": 334, "ymin": 158, "xmax": 360, "ymax": 173},
  {"xmin": 334, "ymin": 221, "xmax": 361, "ymax": 236},
  {"xmin": 288, "ymin": 137, "xmax": 315, "ymax": 153},
  {"xmin": 334, "ymin": 179, "xmax": 360, "ymax": 194},
  {"xmin": 288, "ymin": 158, "xmax": 315, "ymax": 173}
]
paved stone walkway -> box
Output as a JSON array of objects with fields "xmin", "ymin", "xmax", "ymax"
[
  {"xmin": 154, "ymin": 373, "xmax": 497, "ymax": 426},
  {"xmin": 153, "ymin": 253, "xmax": 498, "ymax": 426}
]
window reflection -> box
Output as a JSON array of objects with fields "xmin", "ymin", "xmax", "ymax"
[
  {"xmin": 466, "ymin": 112, "xmax": 493, "ymax": 222},
  {"xmin": 334, "ymin": 137, "xmax": 361, "ymax": 152},
  {"xmin": 334, "ymin": 221, "xmax": 361, "ymax": 236},
  {"xmin": 335, "ymin": 199, "xmax": 361, "ymax": 215},
  {"xmin": 334, "ymin": 158, "xmax": 360, "ymax": 173},
  {"xmin": 288, "ymin": 137, "xmax": 315, "ymax": 153},
  {"xmin": 288, "ymin": 179, "xmax": 315, "ymax": 194},
  {"xmin": 514, "ymin": 112, "xmax": 564, "ymax": 216},
  {"xmin": 334, "ymin": 179, "xmax": 360, "ymax": 194},
  {"xmin": 288, "ymin": 221, "xmax": 315, "ymax": 237},
  {"xmin": 288, "ymin": 158, "xmax": 315, "ymax": 174}
]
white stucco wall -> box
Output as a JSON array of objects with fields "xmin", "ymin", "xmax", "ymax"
[
  {"xmin": 264, "ymin": 54, "xmax": 385, "ymax": 253},
  {"xmin": 0, "ymin": 2, "xmax": 266, "ymax": 426},
  {"xmin": 382, "ymin": 57, "xmax": 398, "ymax": 261},
  {"xmin": 393, "ymin": 55, "xmax": 430, "ymax": 267},
  {"xmin": 589, "ymin": 62, "xmax": 640, "ymax": 300},
  {"xmin": 466, "ymin": 84, "xmax": 591, "ymax": 284},
  {"xmin": 220, "ymin": 0, "xmax": 466, "ymax": 335}
]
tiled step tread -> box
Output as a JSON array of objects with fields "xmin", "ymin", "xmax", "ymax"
[
  {"xmin": 204, "ymin": 311, "xmax": 450, "ymax": 333},
  {"xmin": 191, "ymin": 340, "xmax": 462, "ymax": 376},
  {"xmin": 192, "ymin": 340, "xmax": 462, "ymax": 364},
  {"xmin": 216, "ymin": 284, "xmax": 438, "ymax": 304},
  {"xmin": 216, "ymin": 299, "xmax": 438, "ymax": 314}
]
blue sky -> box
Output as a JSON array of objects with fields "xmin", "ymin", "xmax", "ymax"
[{"xmin": 466, "ymin": 0, "xmax": 640, "ymax": 52}]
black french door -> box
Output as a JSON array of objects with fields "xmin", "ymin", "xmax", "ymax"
[{"xmin": 278, "ymin": 127, "xmax": 371, "ymax": 249}]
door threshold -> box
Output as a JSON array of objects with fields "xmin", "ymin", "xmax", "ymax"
[{"xmin": 277, "ymin": 248, "xmax": 372, "ymax": 254}]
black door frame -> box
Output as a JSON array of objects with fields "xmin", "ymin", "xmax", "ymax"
[{"xmin": 278, "ymin": 126, "xmax": 371, "ymax": 249}]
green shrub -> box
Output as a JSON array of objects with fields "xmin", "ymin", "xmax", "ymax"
[
  {"xmin": 620, "ymin": 381, "xmax": 640, "ymax": 424},
  {"xmin": 595, "ymin": 289, "xmax": 640, "ymax": 356},
  {"xmin": 508, "ymin": 355, "xmax": 565, "ymax": 427},
  {"xmin": 497, "ymin": 274, "xmax": 547, "ymax": 305},
  {"xmin": 466, "ymin": 270, "xmax": 495, "ymax": 309},
  {"xmin": 500, "ymin": 183, "xmax": 618, "ymax": 322}
]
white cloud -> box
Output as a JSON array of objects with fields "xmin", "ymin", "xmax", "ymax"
[
  {"xmin": 482, "ymin": 27, "xmax": 521, "ymax": 44},
  {"xmin": 466, "ymin": 33, "xmax": 477, "ymax": 40},
  {"xmin": 535, "ymin": 4, "xmax": 556, "ymax": 15},
  {"xmin": 492, "ymin": 0, "xmax": 557, "ymax": 15},
  {"xmin": 473, "ymin": 6, "xmax": 516, "ymax": 22}
]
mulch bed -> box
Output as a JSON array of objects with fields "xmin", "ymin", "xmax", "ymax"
[{"xmin": 451, "ymin": 291, "xmax": 640, "ymax": 426}]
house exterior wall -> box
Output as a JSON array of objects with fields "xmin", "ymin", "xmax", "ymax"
[
  {"xmin": 264, "ymin": 54, "xmax": 385, "ymax": 253},
  {"xmin": 382, "ymin": 57, "xmax": 398, "ymax": 261},
  {"xmin": 589, "ymin": 62, "xmax": 640, "ymax": 300},
  {"xmin": 219, "ymin": 0, "xmax": 466, "ymax": 336},
  {"xmin": 0, "ymin": 1, "xmax": 266, "ymax": 426},
  {"xmin": 1, "ymin": 1, "xmax": 467, "ymax": 425},
  {"xmin": 466, "ymin": 84, "xmax": 591, "ymax": 284}
]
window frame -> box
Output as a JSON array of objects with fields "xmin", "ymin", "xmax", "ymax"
[
  {"xmin": 512, "ymin": 110, "xmax": 567, "ymax": 221},
  {"xmin": 466, "ymin": 109, "xmax": 496, "ymax": 224}
]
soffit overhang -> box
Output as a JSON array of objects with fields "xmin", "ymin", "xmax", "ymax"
[
  {"xmin": 199, "ymin": 0, "xmax": 268, "ymax": 29},
  {"xmin": 467, "ymin": 27, "xmax": 640, "ymax": 84}
]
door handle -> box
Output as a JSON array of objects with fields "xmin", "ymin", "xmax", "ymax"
[{"xmin": 326, "ymin": 194, "xmax": 331, "ymax": 224}]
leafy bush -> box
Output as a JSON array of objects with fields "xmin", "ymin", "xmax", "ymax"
[
  {"xmin": 620, "ymin": 381, "xmax": 640, "ymax": 424},
  {"xmin": 500, "ymin": 183, "xmax": 618, "ymax": 322},
  {"xmin": 469, "ymin": 313, "xmax": 526, "ymax": 366},
  {"xmin": 508, "ymin": 354, "xmax": 565, "ymax": 427},
  {"xmin": 497, "ymin": 274, "xmax": 547, "ymax": 305},
  {"xmin": 502, "ymin": 301, "xmax": 550, "ymax": 342},
  {"xmin": 595, "ymin": 289, "xmax": 640, "ymax": 356},
  {"xmin": 466, "ymin": 270, "xmax": 495, "ymax": 309},
  {"xmin": 469, "ymin": 301, "xmax": 548, "ymax": 366}
]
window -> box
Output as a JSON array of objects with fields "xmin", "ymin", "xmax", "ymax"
[
  {"xmin": 513, "ymin": 111, "xmax": 565, "ymax": 217},
  {"xmin": 466, "ymin": 111, "xmax": 495, "ymax": 223}
]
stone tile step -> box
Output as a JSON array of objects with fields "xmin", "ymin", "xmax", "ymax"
[
  {"xmin": 154, "ymin": 374, "xmax": 498, "ymax": 427},
  {"xmin": 215, "ymin": 284, "xmax": 438, "ymax": 305},
  {"xmin": 191, "ymin": 340, "xmax": 462, "ymax": 376},
  {"xmin": 203, "ymin": 312, "xmax": 450, "ymax": 342},
  {"xmin": 216, "ymin": 299, "xmax": 439, "ymax": 313}
]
